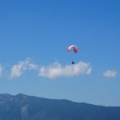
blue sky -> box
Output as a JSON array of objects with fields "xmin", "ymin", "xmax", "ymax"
[{"xmin": 0, "ymin": 0, "xmax": 120, "ymax": 106}]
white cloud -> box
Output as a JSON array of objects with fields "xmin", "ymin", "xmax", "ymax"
[
  {"xmin": 10, "ymin": 58, "xmax": 38, "ymax": 79},
  {"xmin": 0, "ymin": 65, "xmax": 2, "ymax": 77},
  {"xmin": 103, "ymin": 70, "xmax": 117, "ymax": 78},
  {"xmin": 38, "ymin": 61, "xmax": 92, "ymax": 79}
]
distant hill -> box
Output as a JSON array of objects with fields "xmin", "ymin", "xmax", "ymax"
[{"xmin": 0, "ymin": 94, "xmax": 120, "ymax": 120}]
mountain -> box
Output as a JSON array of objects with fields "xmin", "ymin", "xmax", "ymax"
[{"xmin": 0, "ymin": 94, "xmax": 120, "ymax": 120}]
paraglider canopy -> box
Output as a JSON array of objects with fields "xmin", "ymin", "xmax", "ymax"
[{"xmin": 67, "ymin": 45, "xmax": 78, "ymax": 53}]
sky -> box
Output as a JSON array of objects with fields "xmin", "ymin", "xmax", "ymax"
[{"xmin": 0, "ymin": 0, "xmax": 120, "ymax": 106}]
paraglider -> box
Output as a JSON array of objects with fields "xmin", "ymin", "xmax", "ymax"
[{"xmin": 67, "ymin": 45, "xmax": 78, "ymax": 64}]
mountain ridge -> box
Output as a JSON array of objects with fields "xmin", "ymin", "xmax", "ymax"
[{"xmin": 0, "ymin": 93, "xmax": 120, "ymax": 120}]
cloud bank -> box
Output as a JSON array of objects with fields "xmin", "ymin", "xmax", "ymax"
[
  {"xmin": 10, "ymin": 58, "xmax": 38, "ymax": 79},
  {"xmin": 38, "ymin": 61, "xmax": 92, "ymax": 79},
  {"xmin": 103, "ymin": 70, "xmax": 117, "ymax": 78},
  {"xmin": 9, "ymin": 59, "xmax": 92, "ymax": 79},
  {"xmin": 0, "ymin": 58, "xmax": 119, "ymax": 80}
]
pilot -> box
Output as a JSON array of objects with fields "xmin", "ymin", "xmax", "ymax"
[{"xmin": 72, "ymin": 61, "xmax": 75, "ymax": 64}]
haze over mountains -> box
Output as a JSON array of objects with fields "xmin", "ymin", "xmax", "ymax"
[{"xmin": 0, "ymin": 93, "xmax": 120, "ymax": 120}]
